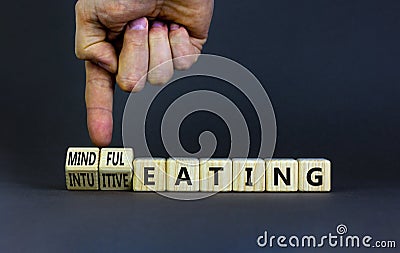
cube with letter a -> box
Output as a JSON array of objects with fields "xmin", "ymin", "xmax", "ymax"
[{"xmin": 167, "ymin": 158, "xmax": 200, "ymax": 191}]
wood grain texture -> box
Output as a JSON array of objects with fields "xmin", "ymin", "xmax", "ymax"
[
  {"xmin": 99, "ymin": 148, "xmax": 134, "ymax": 190},
  {"xmin": 133, "ymin": 158, "xmax": 166, "ymax": 191},
  {"xmin": 64, "ymin": 147, "xmax": 331, "ymax": 193},
  {"xmin": 65, "ymin": 147, "xmax": 99, "ymax": 190},
  {"xmin": 166, "ymin": 158, "xmax": 199, "ymax": 191},
  {"xmin": 232, "ymin": 158, "xmax": 265, "ymax": 192},
  {"xmin": 298, "ymin": 158, "xmax": 331, "ymax": 192},
  {"xmin": 199, "ymin": 159, "xmax": 232, "ymax": 192},
  {"xmin": 265, "ymin": 159, "xmax": 298, "ymax": 192}
]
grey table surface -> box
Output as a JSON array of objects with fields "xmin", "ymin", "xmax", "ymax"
[{"xmin": 0, "ymin": 147, "xmax": 398, "ymax": 252}]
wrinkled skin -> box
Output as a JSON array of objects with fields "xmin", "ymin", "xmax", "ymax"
[{"xmin": 75, "ymin": 0, "xmax": 214, "ymax": 146}]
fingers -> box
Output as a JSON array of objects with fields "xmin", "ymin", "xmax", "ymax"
[
  {"xmin": 169, "ymin": 23, "xmax": 199, "ymax": 70},
  {"xmin": 85, "ymin": 61, "xmax": 114, "ymax": 147},
  {"xmin": 75, "ymin": 1, "xmax": 118, "ymax": 73},
  {"xmin": 116, "ymin": 17, "xmax": 149, "ymax": 92},
  {"xmin": 148, "ymin": 21, "xmax": 174, "ymax": 85}
]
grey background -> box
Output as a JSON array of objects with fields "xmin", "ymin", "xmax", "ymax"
[{"xmin": 0, "ymin": 0, "xmax": 399, "ymax": 252}]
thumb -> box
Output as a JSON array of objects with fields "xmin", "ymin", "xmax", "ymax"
[{"xmin": 74, "ymin": 1, "xmax": 118, "ymax": 73}]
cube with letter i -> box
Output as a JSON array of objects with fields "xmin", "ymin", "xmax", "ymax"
[
  {"xmin": 99, "ymin": 148, "xmax": 134, "ymax": 190},
  {"xmin": 65, "ymin": 147, "xmax": 100, "ymax": 190},
  {"xmin": 232, "ymin": 158, "xmax": 265, "ymax": 192}
]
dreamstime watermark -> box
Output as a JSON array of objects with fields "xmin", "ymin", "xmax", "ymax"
[{"xmin": 256, "ymin": 224, "xmax": 396, "ymax": 249}]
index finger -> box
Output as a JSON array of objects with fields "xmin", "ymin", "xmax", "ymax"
[{"xmin": 85, "ymin": 61, "xmax": 115, "ymax": 147}]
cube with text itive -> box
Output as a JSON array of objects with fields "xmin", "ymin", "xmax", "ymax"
[
  {"xmin": 99, "ymin": 148, "xmax": 134, "ymax": 190},
  {"xmin": 65, "ymin": 147, "xmax": 99, "ymax": 190}
]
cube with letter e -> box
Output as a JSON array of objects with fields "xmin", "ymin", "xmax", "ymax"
[{"xmin": 133, "ymin": 158, "xmax": 166, "ymax": 191}]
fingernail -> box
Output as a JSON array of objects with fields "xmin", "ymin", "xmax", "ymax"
[
  {"xmin": 128, "ymin": 17, "xmax": 147, "ymax": 30},
  {"xmin": 170, "ymin": 23, "xmax": 180, "ymax": 31},
  {"xmin": 152, "ymin": 21, "xmax": 164, "ymax": 28}
]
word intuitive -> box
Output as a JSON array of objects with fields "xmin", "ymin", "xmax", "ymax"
[{"xmin": 65, "ymin": 147, "xmax": 331, "ymax": 192}]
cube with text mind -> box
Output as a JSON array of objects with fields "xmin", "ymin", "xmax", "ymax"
[
  {"xmin": 167, "ymin": 158, "xmax": 200, "ymax": 191},
  {"xmin": 65, "ymin": 147, "xmax": 99, "ymax": 190},
  {"xmin": 298, "ymin": 159, "xmax": 331, "ymax": 192},
  {"xmin": 133, "ymin": 158, "xmax": 166, "ymax": 191},
  {"xmin": 232, "ymin": 159, "xmax": 265, "ymax": 192},
  {"xmin": 200, "ymin": 159, "xmax": 232, "ymax": 192},
  {"xmin": 99, "ymin": 148, "xmax": 134, "ymax": 190},
  {"xmin": 265, "ymin": 159, "xmax": 298, "ymax": 192}
]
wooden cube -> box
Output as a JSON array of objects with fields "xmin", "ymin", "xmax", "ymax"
[
  {"xmin": 65, "ymin": 147, "xmax": 100, "ymax": 190},
  {"xmin": 166, "ymin": 158, "xmax": 199, "ymax": 191},
  {"xmin": 199, "ymin": 159, "xmax": 232, "ymax": 192},
  {"xmin": 133, "ymin": 158, "xmax": 166, "ymax": 191},
  {"xmin": 232, "ymin": 158, "xmax": 265, "ymax": 192},
  {"xmin": 265, "ymin": 159, "xmax": 298, "ymax": 192},
  {"xmin": 99, "ymin": 148, "xmax": 134, "ymax": 190},
  {"xmin": 298, "ymin": 159, "xmax": 331, "ymax": 192}
]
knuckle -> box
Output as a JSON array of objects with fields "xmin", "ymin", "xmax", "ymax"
[
  {"xmin": 117, "ymin": 76, "xmax": 143, "ymax": 92},
  {"xmin": 75, "ymin": 0, "xmax": 89, "ymax": 20},
  {"xmin": 126, "ymin": 37, "xmax": 147, "ymax": 48},
  {"xmin": 96, "ymin": 50, "xmax": 113, "ymax": 62},
  {"xmin": 106, "ymin": 0, "xmax": 127, "ymax": 13},
  {"xmin": 75, "ymin": 1, "xmax": 83, "ymax": 14},
  {"xmin": 87, "ymin": 77, "xmax": 112, "ymax": 89},
  {"xmin": 101, "ymin": 0, "xmax": 128, "ymax": 19},
  {"xmin": 75, "ymin": 44, "xmax": 94, "ymax": 61},
  {"xmin": 131, "ymin": 84, "xmax": 145, "ymax": 93},
  {"xmin": 75, "ymin": 46, "xmax": 84, "ymax": 59},
  {"xmin": 147, "ymin": 72, "xmax": 172, "ymax": 86},
  {"xmin": 149, "ymin": 30, "xmax": 167, "ymax": 42},
  {"xmin": 174, "ymin": 60, "xmax": 193, "ymax": 70},
  {"xmin": 173, "ymin": 56, "xmax": 196, "ymax": 70}
]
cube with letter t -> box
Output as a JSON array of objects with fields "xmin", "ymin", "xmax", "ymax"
[{"xmin": 200, "ymin": 158, "xmax": 232, "ymax": 192}]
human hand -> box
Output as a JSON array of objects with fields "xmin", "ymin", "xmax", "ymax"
[{"xmin": 75, "ymin": 0, "xmax": 214, "ymax": 146}]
